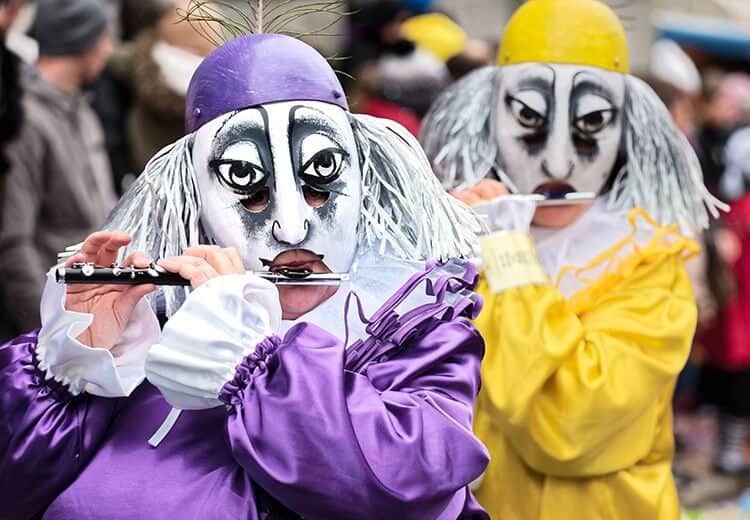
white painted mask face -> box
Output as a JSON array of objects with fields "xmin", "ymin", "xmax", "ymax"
[
  {"xmin": 192, "ymin": 101, "xmax": 362, "ymax": 273},
  {"xmin": 496, "ymin": 63, "xmax": 626, "ymax": 197}
]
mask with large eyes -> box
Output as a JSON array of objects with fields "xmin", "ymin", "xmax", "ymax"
[
  {"xmin": 191, "ymin": 100, "xmax": 363, "ymax": 274},
  {"xmin": 496, "ymin": 63, "xmax": 626, "ymax": 197}
]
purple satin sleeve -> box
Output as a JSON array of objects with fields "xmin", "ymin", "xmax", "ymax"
[
  {"xmin": 220, "ymin": 319, "xmax": 489, "ymax": 519},
  {"xmin": 0, "ymin": 331, "xmax": 122, "ymax": 518}
]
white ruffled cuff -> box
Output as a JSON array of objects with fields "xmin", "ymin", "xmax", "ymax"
[
  {"xmin": 145, "ymin": 274, "xmax": 281, "ymax": 410},
  {"xmin": 36, "ymin": 269, "xmax": 161, "ymax": 397}
]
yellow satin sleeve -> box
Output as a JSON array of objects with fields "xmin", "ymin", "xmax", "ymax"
[{"xmin": 474, "ymin": 247, "xmax": 696, "ymax": 519}]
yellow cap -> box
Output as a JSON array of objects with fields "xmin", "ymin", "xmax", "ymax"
[
  {"xmin": 402, "ymin": 13, "xmax": 468, "ymax": 63},
  {"xmin": 498, "ymin": 0, "xmax": 629, "ymax": 73}
]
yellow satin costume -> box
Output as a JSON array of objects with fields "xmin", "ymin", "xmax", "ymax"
[{"xmin": 473, "ymin": 210, "xmax": 698, "ymax": 519}]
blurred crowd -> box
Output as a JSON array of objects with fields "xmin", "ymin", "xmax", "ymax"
[{"xmin": 2, "ymin": 0, "xmax": 750, "ymax": 512}]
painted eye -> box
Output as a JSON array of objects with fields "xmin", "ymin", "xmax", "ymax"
[
  {"xmin": 508, "ymin": 97, "xmax": 546, "ymax": 129},
  {"xmin": 301, "ymin": 148, "xmax": 345, "ymax": 185},
  {"xmin": 211, "ymin": 159, "xmax": 265, "ymax": 191},
  {"xmin": 574, "ymin": 109, "xmax": 616, "ymax": 134}
]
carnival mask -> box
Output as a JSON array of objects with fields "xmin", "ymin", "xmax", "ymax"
[
  {"xmin": 496, "ymin": 63, "xmax": 625, "ymax": 197},
  {"xmin": 421, "ymin": 0, "xmax": 720, "ymax": 231},
  {"xmin": 192, "ymin": 101, "xmax": 362, "ymax": 274}
]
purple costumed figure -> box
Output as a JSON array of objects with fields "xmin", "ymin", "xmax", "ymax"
[{"xmin": 0, "ymin": 4, "xmax": 488, "ymax": 519}]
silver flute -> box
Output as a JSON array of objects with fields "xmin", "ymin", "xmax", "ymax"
[
  {"xmin": 490, "ymin": 192, "xmax": 597, "ymax": 206},
  {"xmin": 56, "ymin": 263, "xmax": 350, "ymax": 287}
]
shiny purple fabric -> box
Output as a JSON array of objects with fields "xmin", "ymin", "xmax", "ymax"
[
  {"xmin": 0, "ymin": 264, "xmax": 489, "ymax": 519},
  {"xmin": 185, "ymin": 34, "xmax": 348, "ymax": 132}
]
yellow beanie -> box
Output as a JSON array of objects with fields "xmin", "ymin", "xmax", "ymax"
[{"xmin": 498, "ymin": 0, "xmax": 629, "ymax": 73}]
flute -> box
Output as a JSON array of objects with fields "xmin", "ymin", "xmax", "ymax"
[
  {"xmin": 56, "ymin": 263, "xmax": 350, "ymax": 286},
  {"xmin": 533, "ymin": 191, "xmax": 596, "ymax": 206}
]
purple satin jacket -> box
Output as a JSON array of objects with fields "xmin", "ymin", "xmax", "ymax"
[{"xmin": 0, "ymin": 264, "xmax": 489, "ymax": 519}]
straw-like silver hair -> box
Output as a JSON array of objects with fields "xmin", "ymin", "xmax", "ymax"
[
  {"xmin": 351, "ymin": 114, "xmax": 483, "ymax": 261},
  {"xmin": 420, "ymin": 66, "xmax": 727, "ymax": 230},
  {"xmin": 98, "ymin": 115, "xmax": 483, "ymax": 316},
  {"xmin": 420, "ymin": 66, "xmax": 509, "ymax": 191},
  {"xmin": 614, "ymin": 75, "xmax": 726, "ymax": 229}
]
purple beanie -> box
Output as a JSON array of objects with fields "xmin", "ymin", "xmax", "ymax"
[{"xmin": 185, "ymin": 34, "xmax": 348, "ymax": 132}]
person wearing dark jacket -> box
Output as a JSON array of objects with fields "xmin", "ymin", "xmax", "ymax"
[
  {"xmin": 0, "ymin": 0, "xmax": 22, "ymax": 180},
  {"xmin": 0, "ymin": 0, "xmax": 116, "ymax": 337},
  {"xmin": 0, "ymin": 0, "xmax": 24, "ymax": 341}
]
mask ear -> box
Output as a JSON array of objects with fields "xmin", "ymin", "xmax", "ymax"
[
  {"xmin": 103, "ymin": 134, "xmax": 201, "ymax": 316},
  {"xmin": 421, "ymin": 66, "xmax": 512, "ymax": 190},
  {"xmin": 350, "ymin": 114, "xmax": 484, "ymax": 261},
  {"xmin": 613, "ymin": 75, "xmax": 726, "ymax": 230}
]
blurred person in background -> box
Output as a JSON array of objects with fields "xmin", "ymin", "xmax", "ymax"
[
  {"xmin": 646, "ymin": 39, "xmax": 717, "ymax": 421},
  {"xmin": 0, "ymin": 0, "xmax": 116, "ymax": 339},
  {"xmin": 402, "ymin": 12, "xmax": 493, "ymax": 83},
  {"xmin": 118, "ymin": 0, "xmax": 215, "ymax": 172},
  {"xmin": 344, "ymin": 0, "xmax": 444, "ymax": 133},
  {"xmin": 343, "ymin": 0, "xmax": 426, "ymax": 79},
  {"xmin": 0, "ymin": 0, "xmax": 22, "ymax": 181},
  {"xmin": 697, "ymin": 127, "xmax": 750, "ymax": 475},
  {"xmin": 698, "ymin": 70, "xmax": 741, "ymax": 194},
  {"xmin": 120, "ymin": 0, "xmax": 175, "ymax": 42},
  {"xmin": 92, "ymin": 0, "xmax": 176, "ymax": 193},
  {"xmin": 723, "ymin": 74, "xmax": 750, "ymax": 126},
  {"xmin": 0, "ymin": 0, "xmax": 23, "ymax": 341},
  {"xmin": 373, "ymin": 32, "xmax": 448, "ymax": 119},
  {"xmin": 649, "ymin": 39, "xmax": 702, "ymax": 143}
]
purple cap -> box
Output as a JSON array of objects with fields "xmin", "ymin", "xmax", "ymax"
[{"xmin": 185, "ymin": 34, "xmax": 348, "ymax": 132}]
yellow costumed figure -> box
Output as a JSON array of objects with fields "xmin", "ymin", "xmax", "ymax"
[{"xmin": 420, "ymin": 0, "xmax": 726, "ymax": 518}]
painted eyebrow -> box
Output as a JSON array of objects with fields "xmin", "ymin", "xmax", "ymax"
[
  {"xmin": 213, "ymin": 108, "xmax": 269, "ymax": 152},
  {"xmin": 515, "ymin": 75, "xmax": 554, "ymax": 93},
  {"xmin": 288, "ymin": 104, "xmax": 346, "ymax": 144},
  {"xmin": 512, "ymin": 63, "xmax": 556, "ymax": 91},
  {"xmin": 571, "ymin": 73, "xmax": 615, "ymax": 104}
]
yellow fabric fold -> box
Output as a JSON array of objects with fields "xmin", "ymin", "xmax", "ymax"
[{"xmin": 473, "ymin": 211, "xmax": 697, "ymax": 519}]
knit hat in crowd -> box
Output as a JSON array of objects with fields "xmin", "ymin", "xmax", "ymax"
[{"xmin": 33, "ymin": 0, "xmax": 109, "ymax": 56}]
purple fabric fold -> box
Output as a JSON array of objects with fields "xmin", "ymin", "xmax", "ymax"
[
  {"xmin": 220, "ymin": 335, "xmax": 281, "ymax": 408},
  {"xmin": 0, "ymin": 332, "xmax": 123, "ymax": 519},
  {"xmin": 345, "ymin": 260, "xmax": 483, "ymax": 374}
]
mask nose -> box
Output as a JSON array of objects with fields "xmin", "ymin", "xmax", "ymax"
[
  {"xmin": 272, "ymin": 218, "xmax": 310, "ymax": 246},
  {"xmin": 541, "ymin": 159, "xmax": 574, "ymax": 180},
  {"xmin": 270, "ymin": 164, "xmax": 314, "ymax": 246},
  {"xmin": 541, "ymin": 118, "xmax": 574, "ymax": 180}
]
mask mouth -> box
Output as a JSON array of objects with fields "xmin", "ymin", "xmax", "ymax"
[
  {"xmin": 533, "ymin": 182, "xmax": 575, "ymax": 199},
  {"xmin": 261, "ymin": 249, "xmax": 330, "ymax": 275}
]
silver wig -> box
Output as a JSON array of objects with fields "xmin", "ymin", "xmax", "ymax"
[
  {"xmin": 101, "ymin": 116, "xmax": 483, "ymax": 316},
  {"xmin": 420, "ymin": 66, "xmax": 726, "ymax": 231}
]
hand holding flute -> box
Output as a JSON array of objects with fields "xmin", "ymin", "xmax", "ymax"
[{"xmin": 62, "ymin": 231, "xmax": 249, "ymax": 348}]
